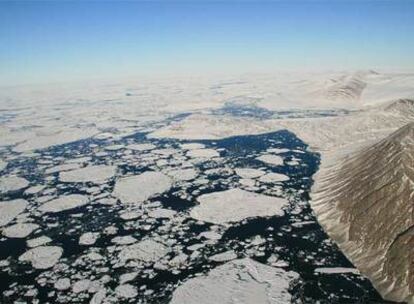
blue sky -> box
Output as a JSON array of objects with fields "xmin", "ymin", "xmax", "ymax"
[{"xmin": 1, "ymin": 1, "xmax": 414, "ymax": 86}]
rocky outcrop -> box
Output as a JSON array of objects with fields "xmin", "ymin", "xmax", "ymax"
[{"xmin": 311, "ymin": 123, "xmax": 414, "ymax": 303}]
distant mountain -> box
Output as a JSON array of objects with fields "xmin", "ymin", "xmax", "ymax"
[{"xmin": 311, "ymin": 122, "xmax": 414, "ymax": 303}]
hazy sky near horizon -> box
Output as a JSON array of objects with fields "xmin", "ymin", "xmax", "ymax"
[{"xmin": 1, "ymin": 1, "xmax": 414, "ymax": 86}]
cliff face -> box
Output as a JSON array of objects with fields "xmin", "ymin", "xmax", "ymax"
[{"xmin": 311, "ymin": 123, "xmax": 414, "ymax": 303}]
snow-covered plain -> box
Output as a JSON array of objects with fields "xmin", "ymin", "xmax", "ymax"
[{"xmin": 0, "ymin": 70, "xmax": 413, "ymax": 303}]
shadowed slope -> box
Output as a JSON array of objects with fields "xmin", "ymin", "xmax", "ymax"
[{"xmin": 311, "ymin": 123, "xmax": 414, "ymax": 303}]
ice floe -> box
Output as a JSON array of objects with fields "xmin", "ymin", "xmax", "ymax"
[
  {"xmin": 54, "ymin": 278, "xmax": 71, "ymax": 291},
  {"xmin": 59, "ymin": 165, "xmax": 116, "ymax": 183},
  {"xmin": 111, "ymin": 235, "xmax": 137, "ymax": 245},
  {"xmin": 147, "ymin": 208, "xmax": 177, "ymax": 219},
  {"xmin": 118, "ymin": 239, "xmax": 169, "ymax": 263},
  {"xmin": 79, "ymin": 232, "xmax": 100, "ymax": 245},
  {"xmin": 209, "ymin": 250, "xmax": 238, "ymax": 262},
  {"xmin": 259, "ymin": 172, "xmax": 289, "ymax": 183},
  {"xmin": 19, "ymin": 246, "xmax": 63, "ymax": 269},
  {"xmin": 191, "ymin": 188, "xmax": 287, "ymax": 224},
  {"xmin": 256, "ymin": 154, "xmax": 284, "ymax": 166},
  {"xmin": 235, "ymin": 168, "xmax": 265, "ymax": 179},
  {"xmin": 0, "ymin": 160, "xmax": 7, "ymax": 171},
  {"xmin": 180, "ymin": 143, "xmax": 205, "ymax": 150},
  {"xmin": 0, "ymin": 176, "xmax": 29, "ymax": 194},
  {"xmin": 165, "ymin": 168, "xmax": 197, "ymax": 181},
  {"xmin": 127, "ymin": 143, "xmax": 156, "ymax": 151},
  {"xmin": 170, "ymin": 258, "xmax": 298, "ymax": 304},
  {"xmin": 27, "ymin": 236, "xmax": 52, "ymax": 248},
  {"xmin": 38, "ymin": 194, "xmax": 89, "ymax": 213},
  {"xmin": 0, "ymin": 199, "xmax": 28, "ymax": 227},
  {"xmin": 186, "ymin": 148, "xmax": 219, "ymax": 158},
  {"xmin": 113, "ymin": 171, "xmax": 172, "ymax": 205},
  {"xmin": 115, "ymin": 284, "xmax": 137, "ymax": 299},
  {"xmin": 2, "ymin": 223, "xmax": 39, "ymax": 238},
  {"xmin": 24, "ymin": 185, "xmax": 46, "ymax": 195},
  {"xmin": 314, "ymin": 267, "xmax": 360, "ymax": 275}
]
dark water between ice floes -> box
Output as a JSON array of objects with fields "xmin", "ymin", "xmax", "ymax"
[{"xmin": 0, "ymin": 115, "xmax": 396, "ymax": 304}]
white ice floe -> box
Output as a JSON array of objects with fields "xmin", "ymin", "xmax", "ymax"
[
  {"xmin": 79, "ymin": 232, "xmax": 100, "ymax": 245},
  {"xmin": 170, "ymin": 258, "xmax": 298, "ymax": 304},
  {"xmin": 266, "ymin": 148, "xmax": 290, "ymax": 154},
  {"xmin": 180, "ymin": 143, "xmax": 205, "ymax": 150},
  {"xmin": 0, "ymin": 176, "xmax": 29, "ymax": 194},
  {"xmin": 19, "ymin": 246, "xmax": 63, "ymax": 269},
  {"xmin": 72, "ymin": 279, "xmax": 92, "ymax": 293},
  {"xmin": 111, "ymin": 235, "xmax": 137, "ymax": 245},
  {"xmin": 119, "ymin": 211, "xmax": 141, "ymax": 221},
  {"xmin": 24, "ymin": 185, "xmax": 46, "ymax": 195},
  {"xmin": 148, "ymin": 208, "xmax": 177, "ymax": 219},
  {"xmin": 105, "ymin": 144, "xmax": 125, "ymax": 151},
  {"xmin": 90, "ymin": 289, "xmax": 106, "ymax": 304},
  {"xmin": 119, "ymin": 272, "xmax": 138, "ymax": 284},
  {"xmin": 0, "ymin": 160, "xmax": 7, "ymax": 171},
  {"xmin": 13, "ymin": 127, "xmax": 97, "ymax": 153},
  {"xmin": 0, "ymin": 199, "xmax": 28, "ymax": 227},
  {"xmin": 256, "ymin": 154, "xmax": 284, "ymax": 166},
  {"xmin": 54, "ymin": 278, "xmax": 71, "ymax": 291},
  {"xmin": 113, "ymin": 171, "xmax": 172, "ymax": 205},
  {"xmin": 59, "ymin": 165, "xmax": 116, "ymax": 183},
  {"xmin": 186, "ymin": 148, "xmax": 219, "ymax": 158},
  {"xmin": 235, "ymin": 168, "xmax": 265, "ymax": 179},
  {"xmin": 45, "ymin": 163, "xmax": 80, "ymax": 174},
  {"xmin": 191, "ymin": 188, "xmax": 287, "ymax": 224},
  {"xmin": 209, "ymin": 250, "xmax": 238, "ymax": 262},
  {"xmin": 127, "ymin": 143, "xmax": 156, "ymax": 151},
  {"xmin": 115, "ymin": 284, "xmax": 137, "ymax": 299},
  {"xmin": 259, "ymin": 172, "xmax": 289, "ymax": 183},
  {"xmin": 2, "ymin": 223, "xmax": 39, "ymax": 238},
  {"xmin": 314, "ymin": 267, "xmax": 360, "ymax": 275},
  {"xmin": 166, "ymin": 168, "xmax": 197, "ymax": 181},
  {"xmin": 118, "ymin": 239, "xmax": 169, "ymax": 263},
  {"xmin": 27, "ymin": 236, "xmax": 52, "ymax": 248},
  {"xmin": 38, "ymin": 194, "xmax": 89, "ymax": 213}
]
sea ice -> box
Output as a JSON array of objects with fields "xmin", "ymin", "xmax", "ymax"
[
  {"xmin": 111, "ymin": 235, "xmax": 137, "ymax": 245},
  {"xmin": 235, "ymin": 168, "xmax": 265, "ymax": 179},
  {"xmin": 27, "ymin": 236, "xmax": 52, "ymax": 248},
  {"xmin": 24, "ymin": 185, "xmax": 46, "ymax": 195},
  {"xmin": 191, "ymin": 188, "xmax": 287, "ymax": 224},
  {"xmin": 256, "ymin": 154, "xmax": 284, "ymax": 166},
  {"xmin": 0, "ymin": 199, "xmax": 28, "ymax": 227},
  {"xmin": 45, "ymin": 163, "xmax": 80, "ymax": 174},
  {"xmin": 0, "ymin": 176, "xmax": 29, "ymax": 194},
  {"xmin": 59, "ymin": 165, "xmax": 116, "ymax": 183},
  {"xmin": 209, "ymin": 250, "xmax": 238, "ymax": 262},
  {"xmin": 259, "ymin": 172, "xmax": 289, "ymax": 183},
  {"xmin": 148, "ymin": 208, "xmax": 177, "ymax": 219},
  {"xmin": 54, "ymin": 278, "xmax": 71, "ymax": 291},
  {"xmin": 166, "ymin": 168, "xmax": 197, "ymax": 181},
  {"xmin": 180, "ymin": 143, "xmax": 205, "ymax": 150},
  {"xmin": 19, "ymin": 246, "xmax": 63, "ymax": 269},
  {"xmin": 113, "ymin": 171, "xmax": 172, "ymax": 205},
  {"xmin": 170, "ymin": 258, "xmax": 298, "ymax": 304},
  {"xmin": 0, "ymin": 160, "xmax": 7, "ymax": 171},
  {"xmin": 127, "ymin": 143, "xmax": 156, "ymax": 151},
  {"xmin": 105, "ymin": 144, "xmax": 125, "ymax": 151},
  {"xmin": 2, "ymin": 223, "xmax": 39, "ymax": 238},
  {"xmin": 38, "ymin": 194, "xmax": 89, "ymax": 213},
  {"xmin": 79, "ymin": 232, "xmax": 100, "ymax": 245},
  {"xmin": 115, "ymin": 284, "xmax": 137, "ymax": 299},
  {"xmin": 314, "ymin": 267, "xmax": 360, "ymax": 275},
  {"xmin": 118, "ymin": 239, "xmax": 169, "ymax": 263},
  {"xmin": 186, "ymin": 148, "xmax": 219, "ymax": 158}
]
